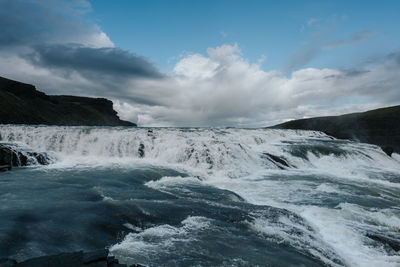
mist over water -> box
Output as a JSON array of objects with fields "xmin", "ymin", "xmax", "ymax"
[{"xmin": 0, "ymin": 125, "xmax": 399, "ymax": 266}]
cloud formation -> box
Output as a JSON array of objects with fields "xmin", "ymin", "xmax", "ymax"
[
  {"xmin": 0, "ymin": 0, "xmax": 161, "ymax": 96},
  {"xmin": 0, "ymin": 0, "xmax": 113, "ymax": 49},
  {"xmin": 26, "ymin": 44, "xmax": 162, "ymax": 79},
  {"xmin": 0, "ymin": 0, "xmax": 399, "ymax": 127},
  {"xmin": 114, "ymin": 45, "xmax": 400, "ymax": 127},
  {"xmin": 323, "ymin": 30, "xmax": 372, "ymax": 50}
]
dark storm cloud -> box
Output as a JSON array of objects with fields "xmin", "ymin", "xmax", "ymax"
[
  {"xmin": 0, "ymin": 0, "xmax": 161, "ymax": 81},
  {"xmin": 0, "ymin": 0, "xmax": 98, "ymax": 48},
  {"xmin": 0, "ymin": 0, "xmax": 164, "ymax": 105},
  {"xmin": 26, "ymin": 44, "xmax": 163, "ymax": 79}
]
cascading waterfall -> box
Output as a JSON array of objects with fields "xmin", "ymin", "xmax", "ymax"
[
  {"xmin": 0, "ymin": 125, "xmax": 399, "ymax": 266},
  {"xmin": 1, "ymin": 125, "xmax": 397, "ymax": 172}
]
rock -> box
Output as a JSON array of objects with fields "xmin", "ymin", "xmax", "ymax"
[
  {"xmin": 366, "ymin": 233, "xmax": 400, "ymax": 252},
  {"xmin": 382, "ymin": 146, "xmax": 394, "ymax": 157},
  {"xmin": 263, "ymin": 153, "xmax": 290, "ymax": 169},
  {"xmin": 0, "ymin": 146, "xmax": 12, "ymax": 171},
  {"xmin": 138, "ymin": 144, "xmax": 145, "ymax": 158},
  {"xmin": 0, "ymin": 144, "xmax": 51, "ymax": 168}
]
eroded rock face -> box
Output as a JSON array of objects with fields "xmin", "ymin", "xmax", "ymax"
[
  {"xmin": 0, "ymin": 146, "xmax": 12, "ymax": 171},
  {"xmin": 0, "ymin": 144, "xmax": 51, "ymax": 170},
  {"xmin": 272, "ymin": 105, "xmax": 400, "ymax": 155},
  {"xmin": 382, "ymin": 146, "xmax": 394, "ymax": 157},
  {"xmin": 0, "ymin": 76, "xmax": 136, "ymax": 126}
]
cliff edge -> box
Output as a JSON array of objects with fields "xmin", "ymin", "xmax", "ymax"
[
  {"xmin": 0, "ymin": 76, "xmax": 136, "ymax": 126},
  {"xmin": 271, "ymin": 105, "xmax": 400, "ymax": 154}
]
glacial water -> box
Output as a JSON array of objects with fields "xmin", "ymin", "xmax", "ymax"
[{"xmin": 0, "ymin": 125, "xmax": 399, "ymax": 266}]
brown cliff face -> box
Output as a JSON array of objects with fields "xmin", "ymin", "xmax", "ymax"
[{"xmin": 0, "ymin": 76, "xmax": 136, "ymax": 126}]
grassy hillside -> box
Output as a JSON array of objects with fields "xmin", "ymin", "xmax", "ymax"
[
  {"xmin": 0, "ymin": 76, "xmax": 136, "ymax": 126},
  {"xmin": 271, "ymin": 106, "xmax": 400, "ymax": 154}
]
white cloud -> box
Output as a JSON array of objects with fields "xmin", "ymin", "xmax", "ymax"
[
  {"xmin": 1, "ymin": 1, "xmax": 399, "ymax": 127},
  {"xmin": 111, "ymin": 44, "xmax": 400, "ymax": 127}
]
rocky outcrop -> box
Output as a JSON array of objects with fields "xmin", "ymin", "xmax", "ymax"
[
  {"xmin": 0, "ymin": 144, "xmax": 51, "ymax": 171},
  {"xmin": 0, "ymin": 249, "xmax": 143, "ymax": 267},
  {"xmin": 271, "ymin": 105, "xmax": 400, "ymax": 156},
  {"xmin": 0, "ymin": 76, "xmax": 136, "ymax": 126},
  {"xmin": 0, "ymin": 145, "xmax": 12, "ymax": 171}
]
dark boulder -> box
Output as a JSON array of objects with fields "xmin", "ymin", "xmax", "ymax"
[
  {"xmin": 262, "ymin": 153, "xmax": 291, "ymax": 169},
  {"xmin": 366, "ymin": 233, "xmax": 400, "ymax": 252},
  {"xmin": 0, "ymin": 144, "xmax": 51, "ymax": 169},
  {"xmin": 382, "ymin": 146, "xmax": 394, "ymax": 157},
  {"xmin": 0, "ymin": 146, "xmax": 12, "ymax": 171},
  {"xmin": 138, "ymin": 144, "xmax": 145, "ymax": 158}
]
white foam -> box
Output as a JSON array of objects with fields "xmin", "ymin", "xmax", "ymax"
[
  {"xmin": 316, "ymin": 183, "xmax": 343, "ymax": 194},
  {"xmin": 145, "ymin": 176, "xmax": 201, "ymax": 190},
  {"xmin": 2, "ymin": 125, "xmax": 400, "ymax": 266},
  {"xmin": 109, "ymin": 216, "xmax": 213, "ymax": 265},
  {"xmin": 299, "ymin": 205, "xmax": 400, "ymax": 267}
]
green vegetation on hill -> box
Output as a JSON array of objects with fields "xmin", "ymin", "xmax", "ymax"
[
  {"xmin": 0, "ymin": 76, "xmax": 136, "ymax": 126},
  {"xmin": 271, "ymin": 106, "xmax": 400, "ymax": 154}
]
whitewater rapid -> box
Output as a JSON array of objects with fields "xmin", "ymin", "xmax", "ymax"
[{"xmin": 1, "ymin": 125, "xmax": 399, "ymax": 266}]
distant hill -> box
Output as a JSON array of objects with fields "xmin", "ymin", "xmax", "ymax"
[
  {"xmin": 271, "ymin": 106, "xmax": 400, "ymax": 155},
  {"xmin": 0, "ymin": 76, "xmax": 136, "ymax": 126}
]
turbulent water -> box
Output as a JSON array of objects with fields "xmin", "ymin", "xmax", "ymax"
[{"xmin": 0, "ymin": 125, "xmax": 399, "ymax": 266}]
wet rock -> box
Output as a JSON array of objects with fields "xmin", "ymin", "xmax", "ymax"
[
  {"xmin": 382, "ymin": 146, "xmax": 394, "ymax": 157},
  {"xmin": 138, "ymin": 144, "xmax": 145, "ymax": 158},
  {"xmin": 263, "ymin": 153, "xmax": 290, "ymax": 169},
  {"xmin": 367, "ymin": 233, "xmax": 400, "ymax": 252},
  {"xmin": 0, "ymin": 144, "xmax": 50, "ymax": 168},
  {"xmin": 0, "ymin": 145, "xmax": 12, "ymax": 171}
]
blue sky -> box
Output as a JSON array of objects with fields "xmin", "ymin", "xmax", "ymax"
[
  {"xmin": 1, "ymin": 0, "xmax": 400, "ymax": 126},
  {"xmin": 88, "ymin": 0, "xmax": 400, "ymax": 72}
]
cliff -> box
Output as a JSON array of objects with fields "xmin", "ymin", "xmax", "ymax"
[
  {"xmin": 271, "ymin": 105, "xmax": 400, "ymax": 154},
  {"xmin": 0, "ymin": 76, "xmax": 136, "ymax": 126}
]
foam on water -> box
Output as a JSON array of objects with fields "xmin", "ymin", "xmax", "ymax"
[
  {"xmin": 109, "ymin": 216, "xmax": 213, "ymax": 265},
  {"xmin": 1, "ymin": 125, "xmax": 399, "ymax": 266}
]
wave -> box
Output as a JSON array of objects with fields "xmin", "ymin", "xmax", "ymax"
[{"xmin": 1, "ymin": 125, "xmax": 399, "ymax": 266}]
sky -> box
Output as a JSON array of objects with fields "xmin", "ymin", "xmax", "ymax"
[{"xmin": 0, "ymin": 0, "xmax": 399, "ymax": 127}]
